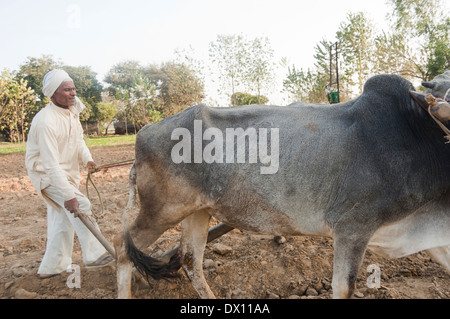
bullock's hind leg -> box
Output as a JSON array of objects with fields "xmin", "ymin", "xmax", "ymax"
[
  {"xmin": 331, "ymin": 226, "xmax": 372, "ymax": 299},
  {"xmin": 180, "ymin": 209, "xmax": 215, "ymax": 299}
]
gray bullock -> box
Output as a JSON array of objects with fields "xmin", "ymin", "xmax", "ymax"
[{"xmin": 114, "ymin": 73, "xmax": 450, "ymax": 299}]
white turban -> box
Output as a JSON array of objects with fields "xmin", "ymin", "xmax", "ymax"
[
  {"xmin": 42, "ymin": 69, "xmax": 73, "ymax": 98},
  {"xmin": 42, "ymin": 69, "xmax": 85, "ymax": 114}
]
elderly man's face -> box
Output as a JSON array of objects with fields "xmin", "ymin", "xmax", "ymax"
[{"xmin": 52, "ymin": 81, "xmax": 76, "ymax": 108}]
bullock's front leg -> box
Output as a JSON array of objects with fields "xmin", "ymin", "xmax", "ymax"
[
  {"xmin": 114, "ymin": 233, "xmax": 134, "ymax": 299},
  {"xmin": 180, "ymin": 210, "xmax": 216, "ymax": 299},
  {"xmin": 331, "ymin": 230, "xmax": 370, "ymax": 299}
]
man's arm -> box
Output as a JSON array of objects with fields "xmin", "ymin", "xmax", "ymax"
[
  {"xmin": 38, "ymin": 124, "xmax": 77, "ymax": 202},
  {"xmin": 77, "ymin": 120, "xmax": 94, "ymax": 166}
]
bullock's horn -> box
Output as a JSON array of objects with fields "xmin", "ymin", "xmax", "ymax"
[
  {"xmin": 422, "ymin": 81, "xmax": 436, "ymax": 89},
  {"xmin": 409, "ymin": 90, "xmax": 429, "ymax": 111}
]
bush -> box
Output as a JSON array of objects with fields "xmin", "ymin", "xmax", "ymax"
[{"xmin": 231, "ymin": 92, "xmax": 268, "ymax": 106}]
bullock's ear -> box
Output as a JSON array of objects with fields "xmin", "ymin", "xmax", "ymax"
[
  {"xmin": 409, "ymin": 91, "xmax": 429, "ymax": 111},
  {"xmin": 422, "ymin": 81, "xmax": 436, "ymax": 89}
]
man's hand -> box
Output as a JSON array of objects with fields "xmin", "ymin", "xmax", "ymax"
[
  {"xmin": 87, "ymin": 161, "xmax": 107, "ymax": 174},
  {"xmin": 87, "ymin": 161, "xmax": 99, "ymax": 173},
  {"xmin": 64, "ymin": 198, "xmax": 80, "ymax": 217}
]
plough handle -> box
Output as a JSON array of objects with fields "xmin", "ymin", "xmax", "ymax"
[{"xmin": 78, "ymin": 212, "xmax": 116, "ymax": 259}]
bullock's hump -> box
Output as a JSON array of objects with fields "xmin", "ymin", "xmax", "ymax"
[{"xmin": 362, "ymin": 74, "xmax": 414, "ymax": 98}]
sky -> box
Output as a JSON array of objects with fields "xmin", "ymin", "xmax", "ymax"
[{"xmin": 1, "ymin": 0, "xmax": 404, "ymax": 105}]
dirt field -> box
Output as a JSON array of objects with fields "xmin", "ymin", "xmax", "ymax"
[{"xmin": 1, "ymin": 144, "xmax": 449, "ymax": 300}]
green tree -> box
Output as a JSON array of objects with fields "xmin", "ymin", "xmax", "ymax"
[
  {"xmin": 116, "ymin": 76, "xmax": 158, "ymax": 134},
  {"xmin": 313, "ymin": 39, "xmax": 332, "ymax": 76},
  {"xmin": 231, "ymin": 92, "xmax": 269, "ymax": 106},
  {"xmin": 105, "ymin": 60, "xmax": 204, "ymax": 121},
  {"xmin": 209, "ymin": 34, "xmax": 247, "ymax": 101},
  {"xmin": 209, "ymin": 34, "xmax": 276, "ymax": 105},
  {"xmin": 63, "ymin": 65, "xmax": 103, "ymax": 106},
  {"xmin": 79, "ymin": 97, "xmax": 95, "ymax": 123},
  {"xmin": 158, "ymin": 62, "xmax": 205, "ymax": 116},
  {"xmin": 95, "ymin": 102, "xmax": 118, "ymax": 136},
  {"xmin": 17, "ymin": 54, "xmax": 61, "ymax": 104},
  {"xmin": 0, "ymin": 69, "xmax": 37, "ymax": 142},
  {"xmin": 105, "ymin": 61, "xmax": 159, "ymax": 133},
  {"xmin": 244, "ymin": 36, "xmax": 276, "ymax": 103},
  {"xmin": 0, "ymin": 70, "xmax": 13, "ymax": 122},
  {"xmin": 373, "ymin": 30, "xmax": 418, "ymax": 79},
  {"xmin": 385, "ymin": 0, "xmax": 449, "ymax": 80},
  {"xmin": 104, "ymin": 60, "xmax": 145, "ymax": 96},
  {"xmin": 336, "ymin": 12, "xmax": 376, "ymax": 95},
  {"xmin": 282, "ymin": 66, "xmax": 328, "ymax": 104}
]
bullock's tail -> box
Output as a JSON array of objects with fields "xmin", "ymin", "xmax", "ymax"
[
  {"xmin": 124, "ymin": 231, "xmax": 181, "ymax": 281},
  {"xmin": 122, "ymin": 163, "xmax": 181, "ymax": 281}
]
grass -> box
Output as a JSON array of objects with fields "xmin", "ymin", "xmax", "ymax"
[
  {"xmin": 0, "ymin": 134, "xmax": 136, "ymax": 156},
  {"xmin": 84, "ymin": 134, "xmax": 136, "ymax": 147}
]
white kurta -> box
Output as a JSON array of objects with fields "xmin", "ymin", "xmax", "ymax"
[
  {"xmin": 25, "ymin": 101, "xmax": 106, "ymax": 275},
  {"xmin": 26, "ymin": 101, "xmax": 93, "ymax": 202}
]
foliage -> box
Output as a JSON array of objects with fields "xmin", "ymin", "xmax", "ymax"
[
  {"xmin": 373, "ymin": 31, "xmax": 418, "ymax": 79},
  {"xmin": 108, "ymin": 66, "xmax": 160, "ymax": 134},
  {"xmin": 0, "ymin": 70, "xmax": 37, "ymax": 143},
  {"xmin": 79, "ymin": 97, "xmax": 95, "ymax": 123},
  {"xmin": 158, "ymin": 62, "xmax": 205, "ymax": 115},
  {"xmin": 283, "ymin": 65, "xmax": 329, "ymax": 104},
  {"xmin": 209, "ymin": 34, "xmax": 275, "ymax": 105},
  {"xmin": 95, "ymin": 102, "xmax": 118, "ymax": 136},
  {"xmin": 104, "ymin": 60, "xmax": 204, "ymax": 129},
  {"xmin": 209, "ymin": 34, "xmax": 247, "ymax": 99},
  {"xmin": 284, "ymin": 0, "xmax": 449, "ymax": 104},
  {"xmin": 336, "ymin": 12, "xmax": 375, "ymax": 95},
  {"xmin": 63, "ymin": 65, "xmax": 103, "ymax": 106},
  {"xmin": 104, "ymin": 60, "xmax": 145, "ymax": 97},
  {"xmin": 383, "ymin": 0, "xmax": 449, "ymax": 81},
  {"xmin": 16, "ymin": 54, "xmax": 62, "ymax": 105},
  {"xmin": 283, "ymin": 14, "xmax": 376, "ymax": 104},
  {"xmin": 243, "ymin": 36, "xmax": 275, "ymax": 103},
  {"xmin": 231, "ymin": 92, "xmax": 269, "ymax": 106}
]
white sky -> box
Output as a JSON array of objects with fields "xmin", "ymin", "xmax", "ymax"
[{"xmin": 0, "ymin": 0, "xmax": 408, "ymax": 105}]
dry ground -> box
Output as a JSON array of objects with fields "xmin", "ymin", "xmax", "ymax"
[{"xmin": 0, "ymin": 144, "xmax": 448, "ymax": 300}]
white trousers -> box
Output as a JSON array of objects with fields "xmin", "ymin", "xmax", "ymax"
[{"xmin": 38, "ymin": 184, "xmax": 107, "ymax": 275}]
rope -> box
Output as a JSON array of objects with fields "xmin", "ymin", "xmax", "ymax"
[
  {"xmin": 92, "ymin": 159, "xmax": 136, "ymax": 172},
  {"xmin": 425, "ymin": 93, "xmax": 450, "ymax": 143},
  {"xmin": 428, "ymin": 106, "xmax": 450, "ymax": 143},
  {"xmin": 86, "ymin": 159, "xmax": 135, "ymax": 219}
]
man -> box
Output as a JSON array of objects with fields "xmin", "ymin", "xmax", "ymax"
[{"xmin": 25, "ymin": 69, "xmax": 113, "ymax": 279}]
